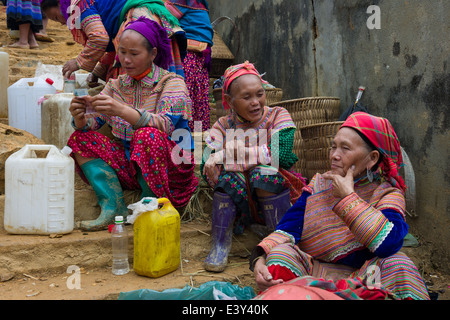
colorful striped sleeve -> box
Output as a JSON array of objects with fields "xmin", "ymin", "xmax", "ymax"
[
  {"xmin": 333, "ymin": 191, "xmax": 408, "ymax": 257},
  {"xmin": 155, "ymin": 76, "xmax": 193, "ymax": 121},
  {"xmin": 132, "ymin": 111, "xmax": 174, "ymax": 135},
  {"xmin": 75, "ymin": 15, "xmax": 110, "ymax": 72},
  {"xmin": 258, "ymin": 230, "xmax": 296, "ymax": 255}
]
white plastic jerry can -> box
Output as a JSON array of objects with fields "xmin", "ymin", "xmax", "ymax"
[
  {"xmin": 4, "ymin": 145, "xmax": 75, "ymax": 235},
  {"xmin": 7, "ymin": 77, "xmax": 56, "ymax": 138},
  {"xmin": 0, "ymin": 51, "xmax": 9, "ymax": 118},
  {"xmin": 41, "ymin": 93, "xmax": 75, "ymax": 149}
]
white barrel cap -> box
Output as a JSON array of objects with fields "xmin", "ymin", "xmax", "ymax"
[{"xmin": 61, "ymin": 146, "xmax": 72, "ymax": 156}]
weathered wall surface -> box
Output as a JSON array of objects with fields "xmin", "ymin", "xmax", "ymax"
[{"xmin": 208, "ymin": 0, "xmax": 449, "ymax": 272}]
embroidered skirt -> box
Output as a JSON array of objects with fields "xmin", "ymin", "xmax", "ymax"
[
  {"xmin": 67, "ymin": 127, "xmax": 198, "ymax": 208},
  {"xmin": 266, "ymin": 243, "xmax": 430, "ymax": 300}
]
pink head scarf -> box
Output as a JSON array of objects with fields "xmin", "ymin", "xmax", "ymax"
[
  {"xmin": 341, "ymin": 112, "xmax": 406, "ymax": 192},
  {"xmin": 222, "ymin": 61, "xmax": 268, "ymax": 110}
]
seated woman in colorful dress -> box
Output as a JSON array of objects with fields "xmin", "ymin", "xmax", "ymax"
[
  {"xmin": 250, "ymin": 112, "xmax": 430, "ymax": 300},
  {"xmin": 40, "ymin": 0, "xmax": 186, "ymax": 81},
  {"xmin": 68, "ymin": 17, "xmax": 197, "ymax": 231},
  {"xmin": 201, "ymin": 61, "xmax": 306, "ymax": 272}
]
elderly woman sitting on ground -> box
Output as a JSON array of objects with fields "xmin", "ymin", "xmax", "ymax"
[
  {"xmin": 68, "ymin": 17, "xmax": 198, "ymax": 231},
  {"xmin": 201, "ymin": 61, "xmax": 305, "ymax": 272},
  {"xmin": 250, "ymin": 112, "xmax": 430, "ymax": 300}
]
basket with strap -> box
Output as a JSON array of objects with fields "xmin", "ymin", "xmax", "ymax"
[{"xmin": 210, "ymin": 17, "xmax": 240, "ymax": 78}]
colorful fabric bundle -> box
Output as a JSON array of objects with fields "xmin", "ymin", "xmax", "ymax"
[
  {"xmin": 165, "ymin": 0, "xmax": 213, "ymax": 46},
  {"xmin": 255, "ymin": 276, "xmax": 396, "ymax": 300},
  {"xmin": 341, "ymin": 112, "xmax": 406, "ymax": 192},
  {"xmin": 119, "ymin": 0, "xmax": 180, "ymax": 28}
]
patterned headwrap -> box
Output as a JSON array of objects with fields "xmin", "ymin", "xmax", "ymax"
[
  {"xmin": 222, "ymin": 61, "xmax": 268, "ymax": 110},
  {"xmin": 124, "ymin": 16, "xmax": 174, "ymax": 70},
  {"xmin": 341, "ymin": 112, "xmax": 406, "ymax": 192}
]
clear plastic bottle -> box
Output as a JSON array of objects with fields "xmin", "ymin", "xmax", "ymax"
[{"xmin": 111, "ymin": 216, "xmax": 130, "ymax": 275}]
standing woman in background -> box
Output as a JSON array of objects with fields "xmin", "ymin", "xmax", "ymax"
[
  {"xmin": 6, "ymin": 0, "xmax": 43, "ymax": 49},
  {"xmin": 165, "ymin": 0, "xmax": 214, "ymax": 132}
]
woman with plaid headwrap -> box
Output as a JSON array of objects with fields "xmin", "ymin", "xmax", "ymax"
[
  {"xmin": 251, "ymin": 112, "xmax": 430, "ymax": 300},
  {"xmin": 201, "ymin": 61, "xmax": 306, "ymax": 272}
]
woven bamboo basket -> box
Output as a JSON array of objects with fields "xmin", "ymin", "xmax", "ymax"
[
  {"xmin": 300, "ymin": 121, "xmax": 344, "ymax": 180},
  {"xmin": 210, "ymin": 30, "xmax": 234, "ymax": 78},
  {"xmin": 265, "ymin": 88, "xmax": 283, "ymax": 105},
  {"xmin": 210, "ymin": 17, "xmax": 239, "ymax": 78},
  {"xmin": 269, "ymin": 97, "xmax": 341, "ymax": 175}
]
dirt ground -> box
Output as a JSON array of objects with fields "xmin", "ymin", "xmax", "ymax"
[
  {"xmin": 0, "ymin": 5, "xmax": 448, "ymax": 300},
  {"xmin": 0, "ymin": 226, "xmax": 259, "ymax": 300},
  {"xmin": 0, "ymin": 225, "xmax": 449, "ymax": 300}
]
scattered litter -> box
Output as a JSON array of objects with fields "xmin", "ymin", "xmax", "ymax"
[
  {"xmin": 49, "ymin": 234, "xmax": 63, "ymax": 238},
  {"xmin": 23, "ymin": 273, "xmax": 39, "ymax": 280},
  {"xmin": 403, "ymin": 233, "xmax": 419, "ymax": 248},
  {"xmin": 126, "ymin": 197, "xmax": 158, "ymax": 224},
  {"xmin": 26, "ymin": 291, "xmax": 40, "ymax": 297}
]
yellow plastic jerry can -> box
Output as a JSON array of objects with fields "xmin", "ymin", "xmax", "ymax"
[{"xmin": 133, "ymin": 198, "xmax": 180, "ymax": 278}]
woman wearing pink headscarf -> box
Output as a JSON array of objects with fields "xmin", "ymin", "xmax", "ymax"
[
  {"xmin": 251, "ymin": 112, "xmax": 430, "ymax": 300},
  {"xmin": 201, "ymin": 61, "xmax": 306, "ymax": 272}
]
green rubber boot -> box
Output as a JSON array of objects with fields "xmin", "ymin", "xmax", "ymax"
[
  {"xmin": 80, "ymin": 158, "xmax": 129, "ymax": 231},
  {"xmin": 136, "ymin": 168, "xmax": 156, "ymax": 199}
]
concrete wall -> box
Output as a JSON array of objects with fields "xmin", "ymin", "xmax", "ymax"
[{"xmin": 208, "ymin": 0, "xmax": 449, "ymax": 272}]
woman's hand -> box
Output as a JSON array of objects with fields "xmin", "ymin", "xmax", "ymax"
[
  {"xmin": 203, "ymin": 152, "xmax": 223, "ymax": 185},
  {"xmin": 323, "ymin": 165, "xmax": 356, "ymax": 198},
  {"xmin": 86, "ymin": 73, "xmax": 100, "ymax": 88},
  {"xmin": 253, "ymin": 257, "xmax": 283, "ymax": 292},
  {"xmin": 69, "ymin": 96, "xmax": 89, "ymax": 129},
  {"xmin": 62, "ymin": 59, "xmax": 79, "ymax": 79},
  {"xmin": 90, "ymin": 95, "xmax": 126, "ymax": 117}
]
